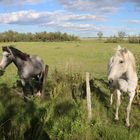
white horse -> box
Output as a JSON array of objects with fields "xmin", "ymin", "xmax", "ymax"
[{"xmin": 108, "ymin": 45, "xmax": 138, "ymax": 127}]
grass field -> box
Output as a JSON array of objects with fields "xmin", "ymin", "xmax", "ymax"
[
  {"xmin": 0, "ymin": 41, "xmax": 140, "ymax": 82},
  {"xmin": 0, "ymin": 41, "xmax": 140, "ymax": 140}
]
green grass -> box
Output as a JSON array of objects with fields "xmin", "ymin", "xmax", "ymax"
[
  {"xmin": 0, "ymin": 41, "xmax": 140, "ymax": 140},
  {"xmin": 1, "ymin": 41, "xmax": 140, "ymax": 81}
]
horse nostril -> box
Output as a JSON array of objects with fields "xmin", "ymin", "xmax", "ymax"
[{"xmin": 109, "ymin": 78, "xmax": 113, "ymax": 85}]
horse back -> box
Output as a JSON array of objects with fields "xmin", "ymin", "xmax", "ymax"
[{"xmin": 30, "ymin": 55, "xmax": 45, "ymax": 70}]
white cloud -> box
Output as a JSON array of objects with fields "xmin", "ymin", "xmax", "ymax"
[
  {"xmin": 43, "ymin": 22, "xmax": 105, "ymax": 32},
  {"xmin": 0, "ymin": 11, "xmax": 42, "ymax": 24},
  {"xmin": 0, "ymin": 0, "xmax": 44, "ymax": 5},
  {"xmin": 0, "ymin": 10, "xmax": 107, "ymax": 35},
  {"xmin": 127, "ymin": 19, "xmax": 140, "ymax": 24},
  {"xmin": 0, "ymin": 10, "xmax": 106, "ymax": 24},
  {"xmin": 58, "ymin": 0, "xmax": 121, "ymax": 14},
  {"xmin": 0, "ymin": 10, "xmax": 139, "ymax": 36},
  {"xmin": 58, "ymin": 0, "xmax": 140, "ymax": 14}
]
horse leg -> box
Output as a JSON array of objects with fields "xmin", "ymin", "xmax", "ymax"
[
  {"xmin": 28, "ymin": 79, "xmax": 34, "ymax": 95},
  {"xmin": 21, "ymin": 79, "xmax": 26, "ymax": 94},
  {"xmin": 21, "ymin": 78, "xmax": 34, "ymax": 101},
  {"xmin": 110, "ymin": 93, "xmax": 113, "ymax": 105},
  {"xmin": 115, "ymin": 90, "xmax": 121, "ymax": 120},
  {"xmin": 36, "ymin": 65, "xmax": 49, "ymax": 97},
  {"xmin": 126, "ymin": 92, "xmax": 135, "ymax": 127},
  {"xmin": 35, "ymin": 74, "xmax": 43, "ymax": 97},
  {"xmin": 21, "ymin": 79, "xmax": 28, "ymax": 101}
]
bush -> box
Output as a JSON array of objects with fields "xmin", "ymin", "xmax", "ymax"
[
  {"xmin": 105, "ymin": 35, "xmax": 119, "ymax": 43},
  {"xmin": 0, "ymin": 30, "xmax": 79, "ymax": 42},
  {"xmin": 128, "ymin": 35, "xmax": 140, "ymax": 44},
  {"xmin": 105, "ymin": 33, "xmax": 140, "ymax": 44}
]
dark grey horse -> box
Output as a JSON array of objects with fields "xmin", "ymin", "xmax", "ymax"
[{"xmin": 0, "ymin": 46, "xmax": 48, "ymax": 98}]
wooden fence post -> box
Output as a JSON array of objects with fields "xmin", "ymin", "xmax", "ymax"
[
  {"xmin": 86, "ymin": 72, "xmax": 92, "ymax": 121},
  {"xmin": 42, "ymin": 65, "xmax": 49, "ymax": 96}
]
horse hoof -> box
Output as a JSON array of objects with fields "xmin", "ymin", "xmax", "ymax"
[
  {"xmin": 35, "ymin": 91, "xmax": 41, "ymax": 97},
  {"xmin": 126, "ymin": 123, "xmax": 130, "ymax": 127},
  {"xmin": 114, "ymin": 117, "xmax": 119, "ymax": 121}
]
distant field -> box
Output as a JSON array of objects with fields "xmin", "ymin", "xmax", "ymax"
[{"xmin": 0, "ymin": 41, "xmax": 140, "ymax": 85}]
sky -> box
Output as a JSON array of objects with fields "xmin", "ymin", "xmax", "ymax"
[{"xmin": 0, "ymin": 0, "xmax": 140, "ymax": 37}]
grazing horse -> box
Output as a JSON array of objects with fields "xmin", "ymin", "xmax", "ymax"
[
  {"xmin": 108, "ymin": 45, "xmax": 138, "ymax": 127},
  {"xmin": 0, "ymin": 46, "xmax": 47, "ymax": 98}
]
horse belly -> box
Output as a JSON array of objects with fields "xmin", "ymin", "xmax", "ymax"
[{"xmin": 22, "ymin": 65, "xmax": 43, "ymax": 79}]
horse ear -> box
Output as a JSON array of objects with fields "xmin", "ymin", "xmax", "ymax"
[
  {"xmin": 117, "ymin": 45, "xmax": 121, "ymax": 50},
  {"xmin": 2, "ymin": 46, "xmax": 6, "ymax": 51},
  {"xmin": 123, "ymin": 48, "xmax": 128, "ymax": 53}
]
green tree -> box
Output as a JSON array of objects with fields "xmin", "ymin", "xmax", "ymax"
[
  {"xmin": 118, "ymin": 31, "xmax": 126, "ymax": 41},
  {"xmin": 0, "ymin": 30, "xmax": 78, "ymax": 42},
  {"xmin": 97, "ymin": 32, "xmax": 103, "ymax": 40}
]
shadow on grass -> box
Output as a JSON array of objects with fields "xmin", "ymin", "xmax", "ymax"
[
  {"xmin": 54, "ymin": 101, "xmax": 75, "ymax": 117},
  {"xmin": 24, "ymin": 117, "xmax": 50, "ymax": 140},
  {"xmin": 0, "ymin": 83, "xmax": 50, "ymax": 140},
  {"xmin": 80, "ymin": 78, "xmax": 110, "ymax": 108}
]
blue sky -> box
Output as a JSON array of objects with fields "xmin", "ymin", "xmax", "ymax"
[{"xmin": 0, "ymin": 0, "xmax": 140, "ymax": 37}]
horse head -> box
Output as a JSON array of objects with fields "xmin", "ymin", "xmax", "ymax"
[
  {"xmin": 0, "ymin": 46, "xmax": 14, "ymax": 71},
  {"xmin": 108, "ymin": 46, "xmax": 129, "ymax": 88}
]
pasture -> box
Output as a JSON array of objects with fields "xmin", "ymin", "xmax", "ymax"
[{"xmin": 0, "ymin": 41, "xmax": 140, "ymax": 140}]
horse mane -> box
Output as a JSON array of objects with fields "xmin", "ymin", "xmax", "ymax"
[
  {"xmin": 2, "ymin": 46, "xmax": 30, "ymax": 61},
  {"xmin": 127, "ymin": 50, "xmax": 136, "ymax": 72}
]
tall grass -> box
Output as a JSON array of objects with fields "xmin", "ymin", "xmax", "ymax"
[{"xmin": 0, "ymin": 68, "xmax": 139, "ymax": 140}]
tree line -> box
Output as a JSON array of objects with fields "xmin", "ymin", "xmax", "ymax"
[
  {"xmin": 97, "ymin": 31, "xmax": 140, "ymax": 44},
  {"xmin": 0, "ymin": 30, "xmax": 79, "ymax": 42}
]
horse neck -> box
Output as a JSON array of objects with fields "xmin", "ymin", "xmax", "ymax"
[
  {"xmin": 12, "ymin": 57, "xmax": 25, "ymax": 71},
  {"xmin": 126, "ymin": 63, "xmax": 137, "ymax": 83}
]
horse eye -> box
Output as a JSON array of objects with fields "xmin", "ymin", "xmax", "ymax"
[
  {"xmin": 119, "ymin": 60, "xmax": 124, "ymax": 64},
  {"xmin": 6, "ymin": 54, "xmax": 10, "ymax": 57}
]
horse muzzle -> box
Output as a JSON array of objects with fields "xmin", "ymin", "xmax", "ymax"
[{"xmin": 108, "ymin": 78, "xmax": 116, "ymax": 89}]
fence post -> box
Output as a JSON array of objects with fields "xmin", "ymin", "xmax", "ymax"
[
  {"xmin": 86, "ymin": 72, "xmax": 92, "ymax": 121},
  {"xmin": 42, "ymin": 65, "xmax": 49, "ymax": 96}
]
